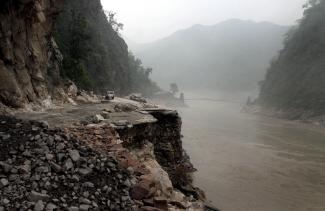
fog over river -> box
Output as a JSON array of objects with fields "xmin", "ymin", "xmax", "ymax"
[{"xmin": 178, "ymin": 94, "xmax": 325, "ymax": 211}]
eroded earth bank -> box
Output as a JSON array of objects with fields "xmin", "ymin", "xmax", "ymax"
[{"xmin": 0, "ymin": 94, "xmax": 219, "ymax": 211}]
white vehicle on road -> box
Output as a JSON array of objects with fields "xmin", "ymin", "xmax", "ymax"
[{"xmin": 105, "ymin": 91, "xmax": 115, "ymax": 100}]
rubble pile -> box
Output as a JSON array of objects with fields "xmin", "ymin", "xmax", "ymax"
[
  {"xmin": 67, "ymin": 125, "xmax": 206, "ymax": 211},
  {"xmin": 0, "ymin": 116, "xmax": 134, "ymax": 210}
]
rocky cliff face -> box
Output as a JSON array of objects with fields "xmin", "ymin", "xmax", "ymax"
[{"xmin": 0, "ymin": 0, "xmax": 65, "ymax": 108}]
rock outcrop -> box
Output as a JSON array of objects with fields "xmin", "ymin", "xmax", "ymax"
[
  {"xmin": 117, "ymin": 109, "xmax": 203, "ymax": 199},
  {"xmin": 0, "ymin": 0, "xmax": 65, "ymax": 108}
]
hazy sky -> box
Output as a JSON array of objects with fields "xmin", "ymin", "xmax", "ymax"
[{"xmin": 101, "ymin": 0, "xmax": 307, "ymax": 43}]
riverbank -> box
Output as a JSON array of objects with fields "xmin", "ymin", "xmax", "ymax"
[
  {"xmin": 0, "ymin": 96, "xmax": 218, "ymax": 210},
  {"xmin": 242, "ymin": 104, "xmax": 325, "ymax": 127}
]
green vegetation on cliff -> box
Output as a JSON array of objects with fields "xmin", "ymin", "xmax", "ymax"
[
  {"xmin": 55, "ymin": 0, "xmax": 159, "ymax": 96},
  {"xmin": 258, "ymin": 0, "xmax": 325, "ymax": 117}
]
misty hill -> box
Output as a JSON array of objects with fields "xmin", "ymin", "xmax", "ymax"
[
  {"xmin": 132, "ymin": 19, "xmax": 289, "ymax": 92},
  {"xmin": 258, "ymin": 0, "xmax": 325, "ymax": 118}
]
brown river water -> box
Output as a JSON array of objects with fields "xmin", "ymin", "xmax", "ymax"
[{"xmin": 178, "ymin": 99, "xmax": 325, "ymax": 211}]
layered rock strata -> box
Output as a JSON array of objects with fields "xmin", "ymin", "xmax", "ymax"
[{"xmin": 0, "ymin": 0, "xmax": 65, "ymax": 108}]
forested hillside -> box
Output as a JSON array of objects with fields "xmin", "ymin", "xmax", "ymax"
[
  {"xmin": 55, "ymin": 0, "xmax": 159, "ymax": 96},
  {"xmin": 258, "ymin": 0, "xmax": 325, "ymax": 117},
  {"xmin": 132, "ymin": 20, "xmax": 288, "ymax": 92}
]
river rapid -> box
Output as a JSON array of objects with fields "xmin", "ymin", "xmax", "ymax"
[{"xmin": 178, "ymin": 98, "xmax": 325, "ymax": 211}]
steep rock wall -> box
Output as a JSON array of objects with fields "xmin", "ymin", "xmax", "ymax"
[
  {"xmin": 117, "ymin": 110, "xmax": 203, "ymax": 199},
  {"xmin": 0, "ymin": 0, "xmax": 64, "ymax": 108}
]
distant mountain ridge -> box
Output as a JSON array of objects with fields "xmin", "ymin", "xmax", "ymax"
[{"xmin": 131, "ymin": 19, "xmax": 289, "ymax": 92}]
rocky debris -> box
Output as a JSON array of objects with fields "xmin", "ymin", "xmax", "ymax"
[
  {"xmin": 75, "ymin": 91, "xmax": 101, "ymax": 104},
  {"xmin": 0, "ymin": 103, "xmax": 12, "ymax": 116},
  {"xmin": 93, "ymin": 114, "xmax": 105, "ymax": 123},
  {"xmin": 66, "ymin": 81, "xmax": 78, "ymax": 98},
  {"xmin": 80, "ymin": 114, "xmax": 108, "ymax": 125},
  {"xmin": 114, "ymin": 103, "xmax": 138, "ymax": 112},
  {"xmin": 101, "ymin": 110, "xmax": 112, "ymax": 119},
  {"xmin": 111, "ymin": 120, "xmax": 133, "ymax": 130},
  {"xmin": 67, "ymin": 124, "xmax": 207, "ymax": 211},
  {"xmin": 0, "ymin": 116, "xmax": 134, "ymax": 210},
  {"xmin": 66, "ymin": 125, "xmax": 121, "ymax": 155},
  {"xmin": 128, "ymin": 94, "xmax": 147, "ymax": 104}
]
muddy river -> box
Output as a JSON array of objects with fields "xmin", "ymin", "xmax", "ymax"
[{"xmin": 179, "ymin": 99, "xmax": 325, "ymax": 211}]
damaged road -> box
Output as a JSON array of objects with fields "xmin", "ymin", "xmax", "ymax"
[{"xmin": 2, "ymin": 97, "xmax": 219, "ymax": 210}]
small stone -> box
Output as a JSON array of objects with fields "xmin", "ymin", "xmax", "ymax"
[
  {"xmin": 34, "ymin": 200, "xmax": 45, "ymax": 211},
  {"xmin": 50, "ymin": 162, "xmax": 63, "ymax": 172},
  {"xmin": 92, "ymin": 201, "xmax": 98, "ymax": 208},
  {"xmin": 45, "ymin": 154, "xmax": 54, "ymax": 160},
  {"xmin": 0, "ymin": 161, "xmax": 12, "ymax": 172},
  {"xmin": 54, "ymin": 135, "xmax": 62, "ymax": 141},
  {"xmin": 79, "ymin": 198, "xmax": 91, "ymax": 204},
  {"xmin": 8, "ymin": 174, "xmax": 19, "ymax": 181},
  {"xmin": 35, "ymin": 166, "xmax": 49, "ymax": 173},
  {"xmin": 79, "ymin": 204, "xmax": 90, "ymax": 211},
  {"xmin": 2, "ymin": 134, "xmax": 11, "ymax": 140},
  {"xmin": 9, "ymin": 150, "xmax": 17, "ymax": 155},
  {"xmin": 46, "ymin": 203, "xmax": 57, "ymax": 210},
  {"xmin": 141, "ymin": 206, "xmax": 162, "ymax": 211},
  {"xmin": 32, "ymin": 126, "xmax": 39, "ymax": 131},
  {"xmin": 78, "ymin": 168, "xmax": 92, "ymax": 176},
  {"xmin": 22, "ymin": 150, "xmax": 32, "ymax": 157},
  {"xmin": 0, "ymin": 178, "xmax": 9, "ymax": 187},
  {"xmin": 40, "ymin": 121, "xmax": 49, "ymax": 128},
  {"xmin": 83, "ymin": 191, "xmax": 89, "ymax": 198},
  {"xmin": 143, "ymin": 198, "xmax": 154, "ymax": 206},
  {"xmin": 29, "ymin": 191, "xmax": 50, "ymax": 202},
  {"xmin": 2, "ymin": 198, "xmax": 9, "ymax": 205},
  {"xmin": 93, "ymin": 114, "xmax": 105, "ymax": 123},
  {"xmin": 19, "ymin": 144, "xmax": 25, "ymax": 151},
  {"xmin": 130, "ymin": 182, "xmax": 151, "ymax": 200},
  {"xmin": 154, "ymin": 196, "xmax": 168, "ymax": 203},
  {"xmin": 127, "ymin": 167, "xmax": 134, "ymax": 174},
  {"xmin": 72, "ymin": 175, "xmax": 79, "ymax": 182},
  {"xmin": 18, "ymin": 160, "xmax": 31, "ymax": 174},
  {"xmin": 64, "ymin": 159, "xmax": 74, "ymax": 170},
  {"xmin": 121, "ymin": 196, "xmax": 129, "ymax": 202},
  {"xmin": 56, "ymin": 143, "xmax": 65, "ymax": 151},
  {"xmin": 69, "ymin": 150, "xmax": 80, "ymax": 162},
  {"xmin": 124, "ymin": 179, "xmax": 131, "ymax": 187},
  {"xmin": 82, "ymin": 182, "xmax": 94, "ymax": 188},
  {"xmin": 106, "ymin": 162, "xmax": 115, "ymax": 168},
  {"xmin": 68, "ymin": 207, "xmax": 79, "ymax": 211},
  {"xmin": 170, "ymin": 200, "xmax": 188, "ymax": 209},
  {"xmin": 47, "ymin": 137, "xmax": 54, "ymax": 146}
]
